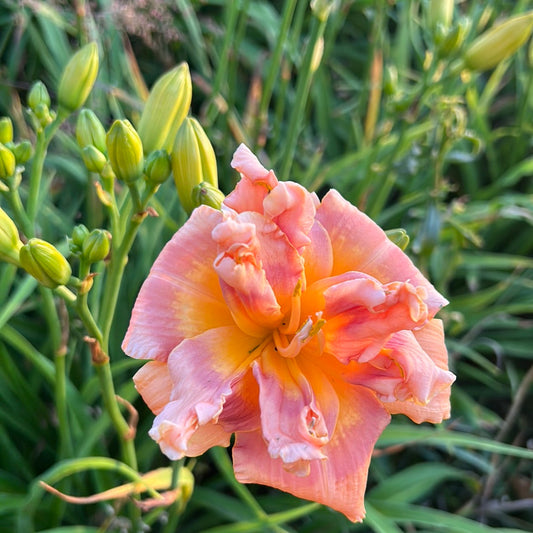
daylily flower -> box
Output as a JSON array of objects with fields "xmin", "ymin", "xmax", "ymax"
[{"xmin": 123, "ymin": 144, "xmax": 455, "ymax": 521}]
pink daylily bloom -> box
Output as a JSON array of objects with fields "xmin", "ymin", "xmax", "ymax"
[{"xmin": 123, "ymin": 144, "xmax": 455, "ymax": 522}]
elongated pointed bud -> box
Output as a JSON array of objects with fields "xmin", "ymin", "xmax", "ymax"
[
  {"xmin": 171, "ymin": 117, "xmax": 217, "ymax": 214},
  {"xmin": 82, "ymin": 229, "xmax": 111, "ymax": 263},
  {"xmin": 0, "ymin": 207, "xmax": 23, "ymax": 265},
  {"xmin": 144, "ymin": 149, "xmax": 171, "ymax": 185},
  {"xmin": 192, "ymin": 181, "xmax": 225, "ymax": 210},
  {"xmin": 28, "ymin": 81, "xmax": 51, "ymax": 112},
  {"xmin": 137, "ymin": 63, "xmax": 192, "ymax": 154},
  {"xmin": 19, "ymin": 238, "xmax": 72, "ymax": 288},
  {"xmin": 57, "ymin": 42, "xmax": 99, "ymax": 113},
  {"xmin": 0, "ymin": 118, "xmax": 13, "ymax": 144},
  {"xmin": 428, "ymin": 0, "xmax": 454, "ymax": 31},
  {"xmin": 464, "ymin": 12, "xmax": 533, "ymax": 71},
  {"xmin": 76, "ymin": 109, "xmax": 107, "ymax": 152},
  {"xmin": 70, "ymin": 224, "xmax": 90, "ymax": 254},
  {"xmin": 106, "ymin": 119, "xmax": 144, "ymax": 183},
  {"xmin": 0, "ymin": 143, "xmax": 16, "ymax": 179}
]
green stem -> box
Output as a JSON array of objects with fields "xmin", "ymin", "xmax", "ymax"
[
  {"xmin": 4, "ymin": 178, "xmax": 32, "ymax": 238},
  {"xmin": 252, "ymin": 0, "xmax": 299, "ymax": 147},
  {"xmin": 278, "ymin": 14, "xmax": 327, "ymax": 179}
]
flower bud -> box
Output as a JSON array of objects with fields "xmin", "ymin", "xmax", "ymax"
[
  {"xmin": 57, "ymin": 42, "xmax": 99, "ymax": 113},
  {"xmin": 70, "ymin": 224, "xmax": 90, "ymax": 254},
  {"xmin": 144, "ymin": 149, "xmax": 171, "ymax": 185},
  {"xmin": 82, "ymin": 145, "xmax": 107, "ymax": 174},
  {"xmin": 19, "ymin": 238, "xmax": 72, "ymax": 289},
  {"xmin": 0, "ymin": 207, "xmax": 23, "ymax": 265},
  {"xmin": 106, "ymin": 119, "xmax": 144, "ymax": 183},
  {"xmin": 439, "ymin": 18, "xmax": 470, "ymax": 57},
  {"xmin": 76, "ymin": 109, "xmax": 107, "ymax": 152},
  {"xmin": 0, "ymin": 117, "xmax": 13, "ymax": 144},
  {"xmin": 33, "ymin": 103, "xmax": 55, "ymax": 128},
  {"xmin": 428, "ymin": 0, "xmax": 454, "ymax": 32},
  {"xmin": 311, "ymin": 0, "xmax": 339, "ymax": 22},
  {"xmin": 171, "ymin": 117, "xmax": 217, "ymax": 214},
  {"xmin": 0, "ymin": 143, "xmax": 16, "ymax": 179},
  {"xmin": 191, "ymin": 181, "xmax": 225, "ymax": 210},
  {"xmin": 82, "ymin": 229, "xmax": 110, "ymax": 263},
  {"xmin": 137, "ymin": 63, "xmax": 192, "ymax": 154},
  {"xmin": 28, "ymin": 81, "xmax": 51, "ymax": 112},
  {"xmin": 464, "ymin": 12, "xmax": 533, "ymax": 71},
  {"xmin": 385, "ymin": 228, "xmax": 410, "ymax": 251},
  {"xmin": 12, "ymin": 140, "xmax": 34, "ymax": 165}
]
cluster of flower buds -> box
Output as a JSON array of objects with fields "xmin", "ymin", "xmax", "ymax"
[
  {"xmin": 75, "ymin": 61, "xmax": 224, "ymax": 215},
  {"xmin": 69, "ymin": 224, "xmax": 111, "ymax": 265}
]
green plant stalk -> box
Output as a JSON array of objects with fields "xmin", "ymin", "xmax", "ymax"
[
  {"xmin": 26, "ymin": 115, "xmax": 65, "ymax": 222},
  {"xmin": 278, "ymin": 14, "xmax": 327, "ymax": 179},
  {"xmin": 205, "ymin": 0, "xmax": 240, "ymax": 123},
  {"xmin": 252, "ymin": 0, "xmax": 299, "ymax": 146},
  {"xmin": 3, "ymin": 176, "xmax": 33, "ymax": 238}
]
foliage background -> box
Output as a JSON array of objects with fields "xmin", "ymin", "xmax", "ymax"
[{"xmin": 0, "ymin": 0, "xmax": 532, "ymax": 531}]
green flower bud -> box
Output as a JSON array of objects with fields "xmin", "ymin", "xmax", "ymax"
[
  {"xmin": 439, "ymin": 18, "xmax": 470, "ymax": 57},
  {"xmin": 310, "ymin": 0, "xmax": 339, "ymax": 22},
  {"xmin": 0, "ymin": 117, "xmax": 13, "ymax": 144},
  {"xmin": 385, "ymin": 228, "xmax": 410, "ymax": 251},
  {"xmin": 82, "ymin": 228, "xmax": 110, "ymax": 263},
  {"xmin": 144, "ymin": 149, "xmax": 171, "ymax": 185},
  {"xmin": 0, "ymin": 207, "xmax": 23, "ymax": 265},
  {"xmin": 57, "ymin": 42, "xmax": 99, "ymax": 113},
  {"xmin": 464, "ymin": 12, "xmax": 533, "ymax": 71},
  {"xmin": 28, "ymin": 81, "xmax": 51, "ymax": 112},
  {"xmin": 76, "ymin": 109, "xmax": 107, "ymax": 152},
  {"xmin": 12, "ymin": 140, "xmax": 34, "ymax": 165},
  {"xmin": 33, "ymin": 103, "xmax": 55, "ymax": 128},
  {"xmin": 0, "ymin": 143, "xmax": 16, "ymax": 179},
  {"xmin": 106, "ymin": 119, "xmax": 144, "ymax": 183},
  {"xmin": 428, "ymin": 0, "xmax": 454, "ymax": 32},
  {"xmin": 19, "ymin": 238, "xmax": 72, "ymax": 289},
  {"xmin": 82, "ymin": 145, "xmax": 107, "ymax": 174},
  {"xmin": 383, "ymin": 65, "xmax": 398, "ymax": 96},
  {"xmin": 70, "ymin": 224, "xmax": 90, "ymax": 253},
  {"xmin": 171, "ymin": 117, "xmax": 217, "ymax": 214},
  {"xmin": 191, "ymin": 181, "xmax": 225, "ymax": 210},
  {"xmin": 137, "ymin": 63, "xmax": 192, "ymax": 154}
]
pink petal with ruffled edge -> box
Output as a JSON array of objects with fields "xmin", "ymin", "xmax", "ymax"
[
  {"xmin": 252, "ymin": 346, "xmax": 339, "ymax": 474},
  {"xmin": 213, "ymin": 211, "xmax": 304, "ymax": 335},
  {"xmin": 233, "ymin": 382, "xmax": 390, "ymax": 522},
  {"xmin": 148, "ymin": 326, "xmax": 257, "ymax": 459},
  {"xmin": 224, "ymin": 144, "xmax": 278, "ymax": 214},
  {"xmin": 133, "ymin": 361, "xmax": 172, "ymax": 415},
  {"xmin": 122, "ymin": 206, "xmax": 232, "ymax": 362},
  {"xmin": 316, "ymin": 190, "xmax": 448, "ymax": 314},
  {"xmin": 383, "ymin": 319, "xmax": 454, "ymax": 423},
  {"xmin": 263, "ymin": 181, "xmax": 317, "ymax": 251},
  {"xmin": 308, "ymin": 272, "xmax": 429, "ymax": 363}
]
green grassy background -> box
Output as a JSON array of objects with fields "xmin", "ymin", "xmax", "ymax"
[{"xmin": 0, "ymin": 0, "xmax": 532, "ymax": 531}]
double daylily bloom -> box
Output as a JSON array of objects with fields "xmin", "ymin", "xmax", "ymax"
[{"xmin": 123, "ymin": 144, "xmax": 455, "ymax": 521}]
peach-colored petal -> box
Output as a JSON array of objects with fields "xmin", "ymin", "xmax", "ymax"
[
  {"xmin": 133, "ymin": 361, "xmax": 172, "ymax": 415},
  {"xmin": 263, "ymin": 181, "xmax": 316, "ymax": 251},
  {"xmin": 301, "ymin": 220, "xmax": 333, "ymax": 286},
  {"xmin": 224, "ymin": 144, "xmax": 278, "ymax": 214},
  {"xmin": 233, "ymin": 383, "xmax": 390, "ymax": 522},
  {"xmin": 316, "ymin": 190, "xmax": 448, "ymax": 315},
  {"xmin": 213, "ymin": 211, "xmax": 304, "ymax": 336},
  {"xmin": 343, "ymin": 330, "xmax": 455, "ymax": 405},
  {"xmin": 252, "ymin": 346, "xmax": 339, "ymax": 473},
  {"xmin": 149, "ymin": 326, "xmax": 257, "ymax": 459},
  {"xmin": 314, "ymin": 272, "xmax": 429, "ymax": 363},
  {"xmin": 122, "ymin": 206, "xmax": 232, "ymax": 361},
  {"xmin": 383, "ymin": 319, "xmax": 454, "ymax": 423}
]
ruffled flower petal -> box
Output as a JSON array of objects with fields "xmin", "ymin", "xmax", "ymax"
[
  {"xmin": 301, "ymin": 220, "xmax": 333, "ymax": 286},
  {"xmin": 122, "ymin": 206, "xmax": 232, "ymax": 361},
  {"xmin": 224, "ymin": 144, "xmax": 278, "ymax": 214},
  {"xmin": 149, "ymin": 326, "xmax": 257, "ymax": 459},
  {"xmin": 233, "ymin": 383, "xmax": 390, "ymax": 522},
  {"xmin": 133, "ymin": 361, "xmax": 172, "ymax": 415},
  {"xmin": 213, "ymin": 211, "xmax": 304, "ymax": 336},
  {"xmin": 252, "ymin": 345, "xmax": 339, "ymax": 474},
  {"xmin": 316, "ymin": 190, "xmax": 448, "ymax": 314},
  {"xmin": 310, "ymin": 272, "xmax": 429, "ymax": 363}
]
